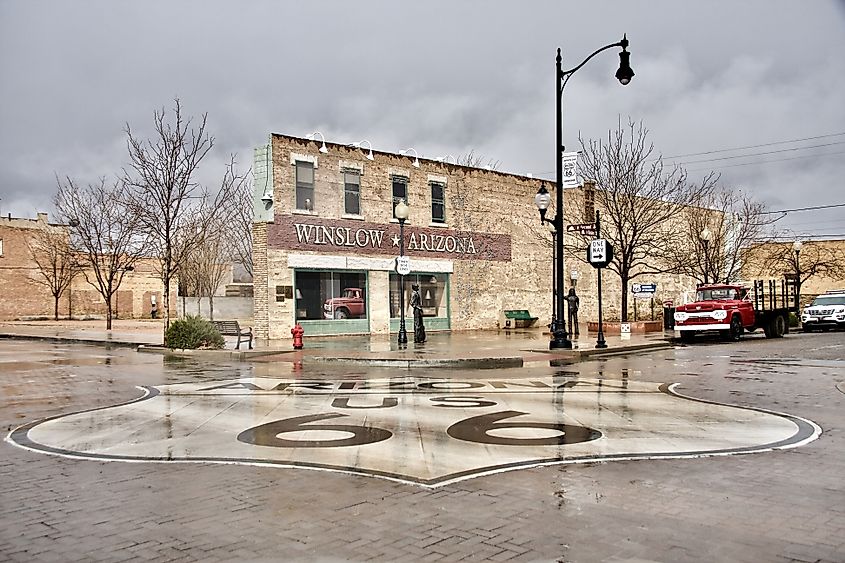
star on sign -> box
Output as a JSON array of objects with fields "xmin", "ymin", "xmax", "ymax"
[{"xmin": 391, "ymin": 234, "xmax": 401, "ymax": 247}]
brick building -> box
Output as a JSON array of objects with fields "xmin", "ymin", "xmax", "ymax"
[
  {"xmin": 0, "ymin": 213, "xmax": 174, "ymax": 320},
  {"xmin": 251, "ymin": 134, "xmax": 700, "ymax": 340}
]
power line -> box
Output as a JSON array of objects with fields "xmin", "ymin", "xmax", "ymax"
[
  {"xmin": 685, "ymin": 150, "xmax": 845, "ymax": 172},
  {"xmin": 662, "ymin": 131, "xmax": 845, "ymax": 160},
  {"xmin": 669, "ymin": 141, "xmax": 845, "ymax": 166},
  {"xmin": 762, "ymin": 202, "xmax": 845, "ymax": 215}
]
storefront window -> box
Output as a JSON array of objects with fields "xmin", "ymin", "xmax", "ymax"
[
  {"xmin": 295, "ymin": 271, "xmax": 368, "ymax": 320},
  {"xmin": 390, "ymin": 273, "xmax": 448, "ymax": 318}
]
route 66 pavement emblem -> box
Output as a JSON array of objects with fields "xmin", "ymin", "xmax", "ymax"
[{"xmin": 7, "ymin": 376, "xmax": 819, "ymax": 487}]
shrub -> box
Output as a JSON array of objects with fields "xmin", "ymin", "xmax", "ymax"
[
  {"xmin": 788, "ymin": 312, "xmax": 800, "ymax": 328},
  {"xmin": 165, "ymin": 315, "xmax": 225, "ymax": 350}
]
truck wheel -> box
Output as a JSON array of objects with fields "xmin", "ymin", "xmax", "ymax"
[
  {"xmin": 679, "ymin": 331, "xmax": 696, "ymax": 343},
  {"xmin": 767, "ymin": 314, "xmax": 786, "ymax": 338},
  {"xmin": 334, "ymin": 309, "xmax": 349, "ymax": 319},
  {"xmin": 728, "ymin": 316, "xmax": 743, "ymax": 341}
]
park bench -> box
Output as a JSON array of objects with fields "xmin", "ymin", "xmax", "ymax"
[
  {"xmin": 501, "ymin": 309, "xmax": 539, "ymax": 329},
  {"xmin": 210, "ymin": 320, "xmax": 253, "ymax": 350}
]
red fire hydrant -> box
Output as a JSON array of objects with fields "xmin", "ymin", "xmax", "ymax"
[{"xmin": 291, "ymin": 323, "xmax": 304, "ymax": 349}]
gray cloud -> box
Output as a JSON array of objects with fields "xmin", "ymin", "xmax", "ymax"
[{"xmin": 1, "ymin": 0, "xmax": 843, "ymax": 236}]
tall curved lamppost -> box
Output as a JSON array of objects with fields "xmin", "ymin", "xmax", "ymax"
[
  {"xmin": 793, "ymin": 240, "xmax": 803, "ymax": 309},
  {"xmin": 395, "ymin": 199, "xmax": 410, "ymax": 345},
  {"xmin": 536, "ymin": 35, "xmax": 634, "ymax": 350},
  {"xmin": 700, "ymin": 227, "xmax": 712, "ymax": 284}
]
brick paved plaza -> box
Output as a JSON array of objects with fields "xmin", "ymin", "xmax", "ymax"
[{"xmin": 1, "ymin": 333, "xmax": 843, "ymax": 562}]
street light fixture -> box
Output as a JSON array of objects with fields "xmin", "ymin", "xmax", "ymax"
[
  {"xmin": 536, "ymin": 34, "xmax": 634, "ymax": 350},
  {"xmin": 306, "ymin": 132, "xmax": 329, "ymax": 154},
  {"xmin": 399, "ymin": 148, "xmax": 421, "ymax": 168},
  {"xmin": 395, "ymin": 199, "xmax": 410, "ymax": 345}
]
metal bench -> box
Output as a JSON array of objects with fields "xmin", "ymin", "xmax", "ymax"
[
  {"xmin": 501, "ymin": 309, "xmax": 539, "ymax": 329},
  {"xmin": 210, "ymin": 320, "xmax": 253, "ymax": 349}
]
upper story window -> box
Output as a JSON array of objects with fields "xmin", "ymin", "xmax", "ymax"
[
  {"xmin": 392, "ymin": 176, "xmax": 408, "ymax": 218},
  {"xmin": 295, "ymin": 161, "xmax": 314, "ymax": 211},
  {"xmin": 430, "ymin": 182, "xmax": 446, "ymax": 224},
  {"xmin": 0, "ymin": 238, "xmax": 4, "ymax": 256},
  {"xmin": 344, "ymin": 171, "xmax": 361, "ymax": 216}
]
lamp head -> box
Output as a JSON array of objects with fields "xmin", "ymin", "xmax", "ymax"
[
  {"xmin": 260, "ymin": 193, "xmax": 274, "ymax": 206},
  {"xmin": 793, "ymin": 240, "xmax": 803, "ymax": 252},
  {"xmin": 394, "ymin": 199, "xmax": 410, "ymax": 220},
  {"xmin": 535, "ymin": 184, "xmax": 551, "ymax": 211},
  {"xmin": 616, "ymin": 49, "xmax": 634, "ymax": 85},
  {"xmin": 700, "ymin": 226, "xmax": 712, "ymax": 242}
]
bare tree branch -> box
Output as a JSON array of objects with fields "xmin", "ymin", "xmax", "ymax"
[
  {"xmin": 577, "ymin": 118, "xmax": 717, "ymax": 321},
  {"xmin": 54, "ymin": 177, "xmax": 146, "ymax": 329},
  {"xmin": 122, "ymin": 98, "xmax": 215, "ymax": 338},
  {"xmin": 26, "ymin": 223, "xmax": 79, "ymax": 320}
]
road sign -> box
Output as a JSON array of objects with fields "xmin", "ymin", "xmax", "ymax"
[
  {"xmin": 562, "ymin": 152, "xmax": 579, "ymax": 187},
  {"xmin": 632, "ymin": 283, "xmax": 656, "ymax": 294},
  {"xmin": 587, "ymin": 239, "xmax": 613, "ymax": 268},
  {"xmin": 566, "ymin": 223, "xmax": 597, "ymax": 236},
  {"xmin": 395, "ymin": 256, "xmax": 411, "ymax": 276}
]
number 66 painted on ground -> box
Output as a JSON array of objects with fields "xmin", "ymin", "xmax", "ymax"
[{"xmin": 237, "ymin": 411, "xmax": 600, "ymax": 448}]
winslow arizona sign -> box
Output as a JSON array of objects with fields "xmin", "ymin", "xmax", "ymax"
[
  {"xmin": 7, "ymin": 376, "xmax": 819, "ymax": 487},
  {"xmin": 268, "ymin": 215, "xmax": 512, "ymax": 261}
]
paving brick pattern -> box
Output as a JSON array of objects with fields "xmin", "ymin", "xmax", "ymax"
[{"xmin": 1, "ymin": 334, "xmax": 843, "ymax": 562}]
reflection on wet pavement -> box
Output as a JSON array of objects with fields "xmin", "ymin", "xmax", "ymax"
[{"xmin": 9, "ymin": 372, "xmax": 820, "ymax": 487}]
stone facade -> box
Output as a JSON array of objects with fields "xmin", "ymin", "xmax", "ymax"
[
  {"xmin": 0, "ymin": 213, "xmax": 175, "ymax": 320},
  {"xmin": 252, "ymin": 134, "xmax": 703, "ymax": 340}
]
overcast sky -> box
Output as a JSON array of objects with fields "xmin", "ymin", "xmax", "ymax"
[{"xmin": 2, "ymin": 1, "xmax": 844, "ymax": 238}]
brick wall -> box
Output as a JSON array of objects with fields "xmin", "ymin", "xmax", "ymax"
[{"xmin": 0, "ymin": 214, "xmax": 177, "ymax": 320}]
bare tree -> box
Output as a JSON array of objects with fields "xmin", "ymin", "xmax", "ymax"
[
  {"xmin": 223, "ymin": 162, "xmax": 253, "ymax": 279},
  {"xmin": 26, "ymin": 224, "xmax": 78, "ymax": 320},
  {"xmin": 190, "ymin": 226, "xmax": 231, "ymax": 320},
  {"xmin": 124, "ymin": 99, "xmax": 240, "ymax": 338},
  {"xmin": 54, "ymin": 177, "xmax": 146, "ymax": 329},
  {"xmin": 577, "ymin": 119, "xmax": 717, "ymax": 321},
  {"xmin": 749, "ymin": 238, "xmax": 845, "ymax": 308},
  {"xmin": 457, "ymin": 150, "xmax": 500, "ymax": 170},
  {"xmin": 666, "ymin": 188, "xmax": 775, "ymax": 284}
]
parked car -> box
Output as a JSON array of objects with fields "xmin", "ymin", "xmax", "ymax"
[
  {"xmin": 801, "ymin": 289, "xmax": 845, "ymax": 331},
  {"xmin": 323, "ymin": 287, "xmax": 366, "ymax": 319}
]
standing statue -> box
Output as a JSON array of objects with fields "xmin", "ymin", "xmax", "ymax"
[
  {"xmin": 411, "ymin": 284, "xmax": 426, "ymax": 343},
  {"xmin": 566, "ymin": 287, "xmax": 580, "ymax": 336}
]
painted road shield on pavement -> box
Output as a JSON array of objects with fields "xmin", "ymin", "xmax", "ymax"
[{"xmin": 8, "ymin": 376, "xmax": 820, "ymax": 487}]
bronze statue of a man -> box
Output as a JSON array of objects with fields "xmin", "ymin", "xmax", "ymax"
[
  {"xmin": 566, "ymin": 287, "xmax": 580, "ymax": 336},
  {"xmin": 411, "ymin": 284, "xmax": 426, "ymax": 343}
]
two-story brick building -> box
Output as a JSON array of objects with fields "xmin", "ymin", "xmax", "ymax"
[
  {"xmin": 252, "ymin": 133, "xmax": 705, "ymax": 340},
  {"xmin": 251, "ymin": 134, "xmax": 560, "ymax": 339}
]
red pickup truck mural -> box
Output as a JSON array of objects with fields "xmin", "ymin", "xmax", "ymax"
[{"xmin": 323, "ymin": 288, "xmax": 366, "ymax": 319}]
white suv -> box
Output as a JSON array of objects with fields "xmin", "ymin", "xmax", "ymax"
[{"xmin": 801, "ymin": 289, "xmax": 845, "ymax": 331}]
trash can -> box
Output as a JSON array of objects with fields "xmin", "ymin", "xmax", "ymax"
[{"xmin": 663, "ymin": 301, "xmax": 675, "ymax": 330}]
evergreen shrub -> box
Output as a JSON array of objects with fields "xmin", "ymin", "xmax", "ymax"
[{"xmin": 165, "ymin": 315, "xmax": 225, "ymax": 350}]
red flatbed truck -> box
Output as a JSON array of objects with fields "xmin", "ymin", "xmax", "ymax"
[{"xmin": 673, "ymin": 280, "xmax": 797, "ymax": 342}]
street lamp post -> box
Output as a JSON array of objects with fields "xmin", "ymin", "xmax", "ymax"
[
  {"xmin": 536, "ymin": 35, "xmax": 634, "ymax": 350},
  {"xmin": 395, "ymin": 200, "xmax": 410, "ymax": 346},
  {"xmin": 793, "ymin": 240, "xmax": 803, "ymax": 309},
  {"xmin": 700, "ymin": 227, "xmax": 712, "ymax": 284}
]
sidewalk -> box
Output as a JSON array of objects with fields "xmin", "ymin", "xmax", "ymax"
[{"xmin": 0, "ymin": 319, "xmax": 674, "ymax": 368}]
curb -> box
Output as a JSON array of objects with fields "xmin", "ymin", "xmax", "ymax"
[
  {"xmin": 137, "ymin": 345, "xmax": 294, "ymax": 361},
  {"xmin": 0, "ymin": 333, "xmax": 150, "ymax": 349},
  {"xmin": 308, "ymin": 355, "xmax": 524, "ymax": 369}
]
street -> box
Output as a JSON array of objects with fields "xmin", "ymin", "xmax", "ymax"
[{"xmin": 1, "ymin": 332, "xmax": 843, "ymax": 562}]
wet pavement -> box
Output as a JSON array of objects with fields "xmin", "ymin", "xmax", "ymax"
[{"xmin": 0, "ymin": 328, "xmax": 843, "ymax": 561}]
